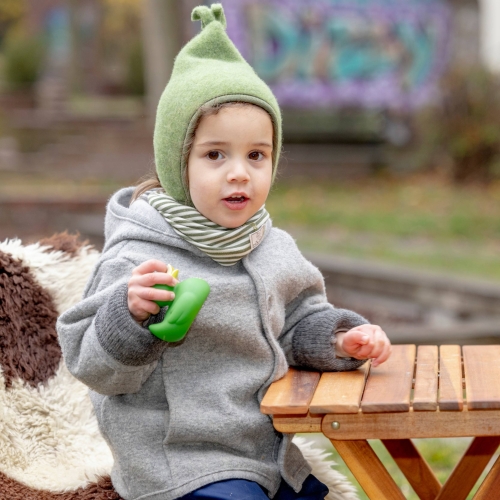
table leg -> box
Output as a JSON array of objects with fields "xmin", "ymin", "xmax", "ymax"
[
  {"xmin": 472, "ymin": 450, "xmax": 500, "ymax": 500},
  {"xmin": 436, "ymin": 436, "xmax": 500, "ymax": 500},
  {"xmin": 382, "ymin": 439, "xmax": 441, "ymax": 500},
  {"xmin": 330, "ymin": 439, "xmax": 405, "ymax": 500}
]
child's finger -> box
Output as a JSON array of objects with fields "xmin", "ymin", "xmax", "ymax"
[
  {"xmin": 132, "ymin": 259, "xmax": 169, "ymax": 276},
  {"xmin": 362, "ymin": 330, "xmax": 387, "ymax": 358},
  {"xmin": 355, "ymin": 339, "xmax": 376, "ymax": 359},
  {"xmin": 137, "ymin": 286, "xmax": 175, "ymax": 303},
  {"xmin": 128, "ymin": 296, "xmax": 161, "ymax": 322},
  {"xmin": 137, "ymin": 297, "xmax": 161, "ymax": 315},
  {"xmin": 137, "ymin": 272, "xmax": 178, "ymax": 287},
  {"xmin": 371, "ymin": 344, "xmax": 392, "ymax": 368},
  {"xmin": 362, "ymin": 342, "xmax": 384, "ymax": 363},
  {"xmin": 366, "ymin": 329, "xmax": 392, "ymax": 366},
  {"xmin": 341, "ymin": 331, "xmax": 374, "ymax": 359},
  {"xmin": 343, "ymin": 330, "xmax": 370, "ymax": 350}
]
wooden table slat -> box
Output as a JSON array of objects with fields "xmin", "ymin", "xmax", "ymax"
[
  {"xmin": 439, "ymin": 345, "xmax": 463, "ymax": 411},
  {"xmin": 463, "ymin": 345, "xmax": 500, "ymax": 410},
  {"xmin": 413, "ymin": 345, "xmax": 439, "ymax": 411},
  {"xmin": 309, "ymin": 362, "xmax": 370, "ymax": 414},
  {"xmin": 260, "ymin": 368, "xmax": 320, "ymax": 415},
  {"xmin": 361, "ymin": 344, "xmax": 416, "ymax": 413}
]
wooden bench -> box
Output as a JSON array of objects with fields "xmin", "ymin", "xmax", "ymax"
[{"xmin": 261, "ymin": 345, "xmax": 500, "ymax": 499}]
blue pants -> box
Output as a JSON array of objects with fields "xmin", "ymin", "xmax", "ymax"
[{"xmin": 177, "ymin": 475, "xmax": 329, "ymax": 500}]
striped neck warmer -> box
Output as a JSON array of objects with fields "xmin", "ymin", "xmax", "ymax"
[{"xmin": 148, "ymin": 191, "xmax": 270, "ymax": 266}]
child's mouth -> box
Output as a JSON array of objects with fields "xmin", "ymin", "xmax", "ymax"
[
  {"xmin": 225, "ymin": 196, "xmax": 246, "ymax": 203},
  {"xmin": 223, "ymin": 196, "xmax": 249, "ymax": 210}
]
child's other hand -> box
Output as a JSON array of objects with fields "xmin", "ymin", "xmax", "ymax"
[
  {"xmin": 335, "ymin": 324, "xmax": 391, "ymax": 368},
  {"xmin": 127, "ymin": 260, "xmax": 179, "ymax": 323}
]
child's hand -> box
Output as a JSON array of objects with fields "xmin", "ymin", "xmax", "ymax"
[
  {"xmin": 128, "ymin": 260, "xmax": 179, "ymax": 323},
  {"xmin": 335, "ymin": 324, "xmax": 391, "ymax": 368}
]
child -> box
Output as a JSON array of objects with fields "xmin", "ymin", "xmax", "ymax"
[{"xmin": 57, "ymin": 4, "xmax": 391, "ymax": 500}]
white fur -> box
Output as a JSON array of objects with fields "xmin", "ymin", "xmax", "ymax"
[
  {"xmin": 0, "ymin": 238, "xmax": 100, "ymax": 313},
  {"xmin": 0, "ymin": 362, "xmax": 114, "ymax": 492},
  {"xmin": 0, "ymin": 238, "xmax": 112, "ymax": 491},
  {"xmin": 293, "ymin": 436, "xmax": 360, "ymax": 500},
  {"xmin": 0, "ymin": 238, "xmax": 358, "ymax": 498}
]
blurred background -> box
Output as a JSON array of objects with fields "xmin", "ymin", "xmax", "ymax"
[{"xmin": 1, "ymin": 0, "xmax": 500, "ymax": 346}]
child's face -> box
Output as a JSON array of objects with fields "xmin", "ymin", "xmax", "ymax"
[{"xmin": 187, "ymin": 105, "xmax": 273, "ymax": 228}]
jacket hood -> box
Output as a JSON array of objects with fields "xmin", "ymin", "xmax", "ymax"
[{"xmin": 102, "ymin": 188, "xmax": 207, "ymax": 258}]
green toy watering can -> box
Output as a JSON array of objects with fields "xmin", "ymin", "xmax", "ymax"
[{"xmin": 149, "ymin": 265, "xmax": 210, "ymax": 342}]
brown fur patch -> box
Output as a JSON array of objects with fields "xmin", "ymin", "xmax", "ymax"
[
  {"xmin": 0, "ymin": 472, "xmax": 123, "ymax": 499},
  {"xmin": 0, "ymin": 250, "xmax": 61, "ymax": 388},
  {"xmin": 39, "ymin": 232, "xmax": 90, "ymax": 258}
]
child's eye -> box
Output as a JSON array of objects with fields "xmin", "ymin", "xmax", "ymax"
[
  {"xmin": 248, "ymin": 151, "xmax": 264, "ymax": 161},
  {"xmin": 207, "ymin": 151, "xmax": 223, "ymax": 161}
]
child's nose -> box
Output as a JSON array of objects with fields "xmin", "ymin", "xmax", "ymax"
[{"xmin": 227, "ymin": 159, "xmax": 250, "ymax": 183}]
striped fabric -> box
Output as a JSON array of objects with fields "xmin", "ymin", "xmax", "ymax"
[{"xmin": 148, "ymin": 191, "xmax": 270, "ymax": 266}]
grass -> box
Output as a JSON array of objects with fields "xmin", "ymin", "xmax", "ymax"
[
  {"xmin": 69, "ymin": 94, "xmax": 144, "ymax": 119},
  {"xmin": 302, "ymin": 433, "xmax": 499, "ymax": 499},
  {"xmin": 267, "ymin": 174, "xmax": 500, "ymax": 283}
]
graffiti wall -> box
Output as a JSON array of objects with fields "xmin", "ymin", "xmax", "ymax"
[{"xmin": 224, "ymin": 0, "xmax": 452, "ymax": 109}]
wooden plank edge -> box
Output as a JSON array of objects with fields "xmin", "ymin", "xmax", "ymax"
[
  {"xmin": 413, "ymin": 401, "xmax": 438, "ymax": 411},
  {"xmin": 271, "ymin": 413, "xmax": 323, "ymax": 433},
  {"xmin": 260, "ymin": 369, "xmax": 320, "ymax": 415},
  {"xmin": 361, "ymin": 403, "xmax": 410, "ymax": 413},
  {"xmin": 322, "ymin": 407, "xmax": 500, "ymax": 440},
  {"xmin": 309, "ymin": 362, "xmax": 371, "ymax": 414}
]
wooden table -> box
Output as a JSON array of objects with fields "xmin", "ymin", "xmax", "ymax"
[{"xmin": 261, "ymin": 345, "xmax": 500, "ymax": 500}]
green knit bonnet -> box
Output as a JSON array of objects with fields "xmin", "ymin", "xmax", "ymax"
[{"xmin": 153, "ymin": 3, "xmax": 282, "ymax": 205}]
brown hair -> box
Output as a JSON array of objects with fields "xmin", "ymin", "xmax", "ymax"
[{"xmin": 130, "ymin": 101, "xmax": 272, "ymax": 204}]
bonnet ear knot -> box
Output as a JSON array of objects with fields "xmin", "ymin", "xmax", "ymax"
[
  {"xmin": 211, "ymin": 4, "xmax": 227, "ymax": 29},
  {"xmin": 191, "ymin": 4, "xmax": 226, "ymax": 30}
]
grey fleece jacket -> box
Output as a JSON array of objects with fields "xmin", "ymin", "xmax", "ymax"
[{"xmin": 56, "ymin": 187, "xmax": 368, "ymax": 500}]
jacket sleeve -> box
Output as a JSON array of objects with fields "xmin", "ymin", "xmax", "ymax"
[
  {"xmin": 56, "ymin": 252, "xmax": 169, "ymax": 396},
  {"xmin": 278, "ymin": 265, "xmax": 369, "ymax": 372}
]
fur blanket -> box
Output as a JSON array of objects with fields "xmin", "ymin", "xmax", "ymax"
[{"xmin": 0, "ymin": 233, "xmax": 359, "ymax": 500}]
